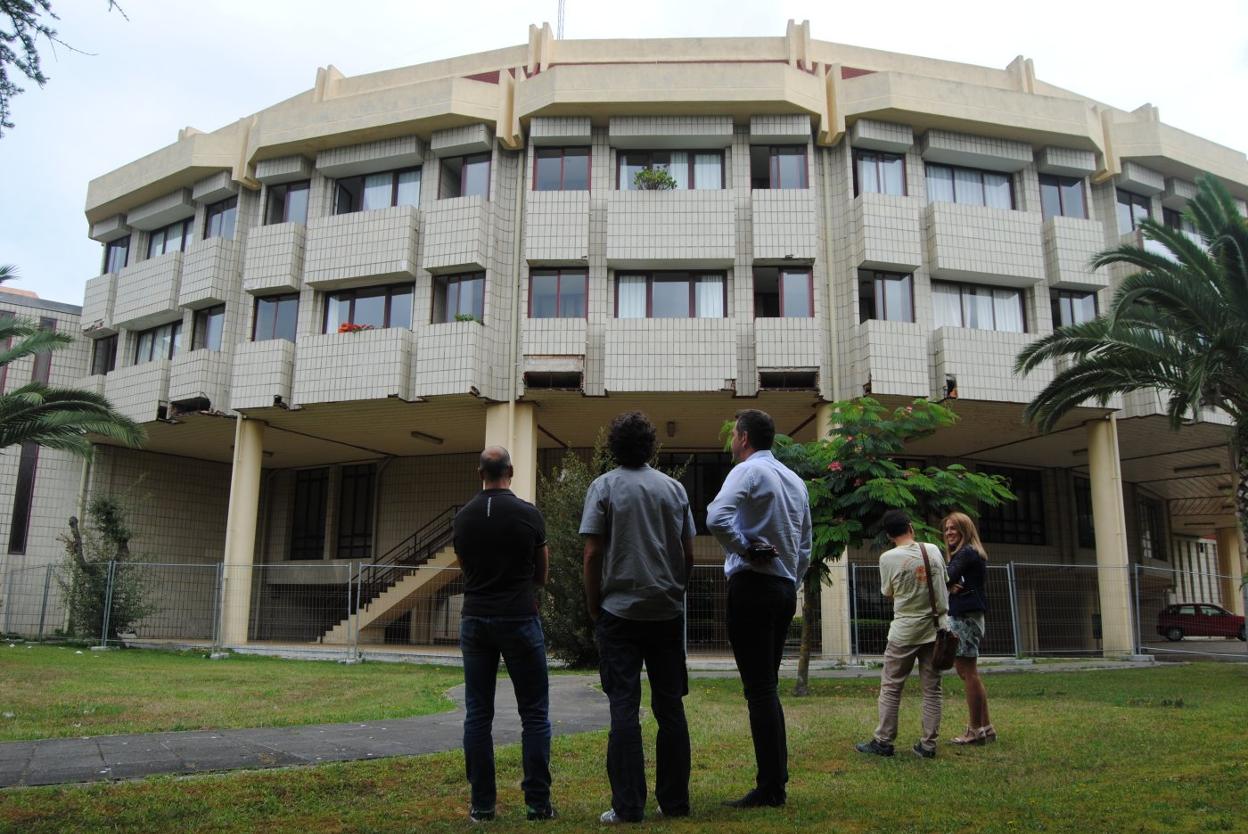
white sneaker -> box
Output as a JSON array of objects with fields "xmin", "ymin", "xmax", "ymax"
[{"xmin": 600, "ymin": 809, "xmax": 624, "ymax": 824}]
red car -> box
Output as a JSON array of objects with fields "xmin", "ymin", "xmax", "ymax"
[{"xmin": 1157, "ymin": 603, "xmax": 1246, "ymax": 642}]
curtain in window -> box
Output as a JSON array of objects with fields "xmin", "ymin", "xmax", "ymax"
[
  {"xmin": 858, "ymin": 155, "xmax": 880, "ymax": 194},
  {"xmin": 667, "ymin": 152, "xmax": 689, "ymax": 190},
  {"xmin": 954, "ymin": 168, "xmax": 984, "ymax": 206},
  {"xmin": 984, "ymin": 173, "xmax": 1012, "ymax": 209},
  {"xmin": 362, "ymin": 173, "xmax": 392, "ymax": 211},
  {"xmin": 963, "ymin": 286, "xmax": 994, "ymax": 329},
  {"xmin": 932, "ymin": 282, "xmax": 962, "ymax": 328},
  {"xmin": 926, "ymin": 165, "xmax": 954, "ymax": 203},
  {"xmin": 396, "ymin": 170, "xmax": 421, "ymax": 206},
  {"xmin": 618, "ymin": 275, "xmax": 646, "ymax": 318},
  {"xmin": 694, "ymin": 153, "xmax": 722, "ymax": 189},
  {"xmin": 992, "ymin": 289, "xmax": 1024, "ymax": 332},
  {"xmin": 695, "ymin": 276, "xmax": 725, "ymax": 317}
]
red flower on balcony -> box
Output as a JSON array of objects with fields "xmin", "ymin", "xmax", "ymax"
[{"xmin": 337, "ymin": 322, "xmax": 374, "ymax": 334}]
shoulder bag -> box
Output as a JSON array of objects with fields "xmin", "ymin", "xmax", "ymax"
[{"xmin": 919, "ymin": 543, "xmax": 957, "ymax": 671}]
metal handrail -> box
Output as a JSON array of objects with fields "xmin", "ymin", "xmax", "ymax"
[{"xmin": 351, "ymin": 504, "xmax": 460, "ymax": 613}]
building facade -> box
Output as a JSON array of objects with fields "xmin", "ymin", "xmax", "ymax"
[{"xmin": 3, "ymin": 21, "xmax": 1246, "ymax": 656}]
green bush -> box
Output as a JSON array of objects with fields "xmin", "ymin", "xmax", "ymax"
[
  {"xmin": 59, "ymin": 497, "xmax": 151, "ymax": 641},
  {"xmin": 632, "ymin": 166, "xmax": 677, "ymax": 190}
]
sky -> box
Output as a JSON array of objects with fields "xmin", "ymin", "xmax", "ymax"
[{"xmin": 1, "ymin": 0, "xmax": 1246, "ymax": 305}]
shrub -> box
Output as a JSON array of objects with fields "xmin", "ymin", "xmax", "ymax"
[
  {"xmin": 59, "ymin": 497, "xmax": 151, "ymax": 641},
  {"xmin": 632, "ymin": 166, "xmax": 677, "ymax": 190}
]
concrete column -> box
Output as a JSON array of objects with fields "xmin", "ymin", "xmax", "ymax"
[
  {"xmin": 1086, "ymin": 416, "xmax": 1135, "ymax": 656},
  {"xmin": 484, "ymin": 402, "xmax": 538, "ymax": 502},
  {"xmin": 814, "ymin": 403, "xmax": 852, "ymax": 660},
  {"xmin": 1214, "ymin": 526, "xmax": 1245, "ymax": 616},
  {"xmin": 220, "ymin": 417, "xmax": 265, "ymax": 646}
]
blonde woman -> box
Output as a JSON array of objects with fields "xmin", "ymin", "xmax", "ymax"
[{"xmin": 942, "ymin": 512, "xmax": 995, "ymax": 744}]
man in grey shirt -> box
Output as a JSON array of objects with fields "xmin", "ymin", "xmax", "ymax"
[{"xmin": 580, "ymin": 411, "xmax": 695, "ymax": 824}]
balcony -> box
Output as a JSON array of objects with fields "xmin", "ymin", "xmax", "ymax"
[
  {"xmin": 522, "ymin": 317, "xmax": 587, "ymax": 358},
  {"xmin": 104, "ymin": 360, "xmax": 171, "ymax": 423},
  {"xmin": 304, "ymin": 206, "xmax": 419, "ymax": 289},
  {"xmin": 926, "ymin": 203, "xmax": 1044, "ymax": 287},
  {"xmin": 112, "ymin": 253, "xmax": 182, "ymax": 330},
  {"xmin": 75, "ymin": 374, "xmax": 107, "ymax": 397},
  {"xmin": 413, "ymin": 320, "xmax": 490, "ymax": 398},
  {"xmin": 169, "ymin": 350, "xmax": 232, "ymax": 412},
  {"xmin": 243, "ymin": 224, "xmax": 306, "ymax": 294},
  {"xmin": 931, "ymin": 327, "xmax": 1050, "ymax": 404},
  {"xmin": 604, "ymin": 318, "xmax": 735, "ymax": 392},
  {"xmin": 752, "ymin": 189, "xmax": 817, "ymax": 261},
  {"xmin": 1042, "ymin": 216, "xmax": 1107, "ymax": 290},
  {"xmin": 179, "ymin": 237, "xmax": 242, "ymax": 307},
  {"xmin": 422, "ymin": 196, "xmax": 490, "ymax": 272},
  {"xmin": 525, "ymin": 191, "xmax": 589, "ymax": 263},
  {"xmin": 80, "ymin": 273, "xmax": 117, "ymax": 334},
  {"xmin": 292, "ymin": 328, "xmax": 414, "ymax": 404},
  {"xmin": 606, "ymin": 190, "xmax": 735, "ymax": 268},
  {"xmin": 230, "ymin": 340, "xmax": 295, "ymax": 411},
  {"xmin": 755, "ymin": 318, "xmax": 821, "ymax": 369},
  {"xmin": 848, "ymin": 319, "xmax": 927, "ymax": 398},
  {"xmin": 850, "ymin": 193, "xmax": 924, "ymax": 271}
]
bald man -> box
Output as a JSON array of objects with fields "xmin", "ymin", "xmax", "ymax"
[{"xmin": 453, "ymin": 446, "xmax": 555, "ymax": 822}]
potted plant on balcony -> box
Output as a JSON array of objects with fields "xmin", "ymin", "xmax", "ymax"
[
  {"xmin": 337, "ymin": 322, "xmax": 374, "ymax": 334},
  {"xmin": 632, "ymin": 166, "xmax": 677, "ymax": 191},
  {"xmin": 453, "ymin": 313, "xmax": 482, "ymax": 324}
]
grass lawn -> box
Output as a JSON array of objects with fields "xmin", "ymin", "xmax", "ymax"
[
  {"xmin": 0, "ymin": 645, "xmax": 462, "ymax": 740},
  {"xmin": 2, "ymin": 660, "xmax": 1246, "ymax": 833}
]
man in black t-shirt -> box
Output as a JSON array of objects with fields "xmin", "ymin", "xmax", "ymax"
[{"xmin": 453, "ymin": 446, "xmax": 554, "ymax": 823}]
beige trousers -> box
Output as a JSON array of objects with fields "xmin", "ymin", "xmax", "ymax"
[{"xmin": 873, "ymin": 640, "xmax": 942, "ymax": 751}]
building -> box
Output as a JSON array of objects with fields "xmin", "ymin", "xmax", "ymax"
[{"xmin": 2, "ymin": 21, "xmax": 1246, "ymax": 657}]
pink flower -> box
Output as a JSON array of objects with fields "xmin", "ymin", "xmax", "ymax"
[{"xmin": 827, "ymin": 461, "xmax": 843, "ymax": 472}]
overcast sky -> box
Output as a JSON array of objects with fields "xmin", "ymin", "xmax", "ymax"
[{"xmin": 2, "ymin": 0, "xmax": 1246, "ymax": 305}]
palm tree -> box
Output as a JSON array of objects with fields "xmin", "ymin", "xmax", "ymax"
[
  {"xmin": 1014, "ymin": 175, "xmax": 1248, "ymax": 535},
  {"xmin": 1, "ymin": 265, "xmax": 144, "ymax": 456}
]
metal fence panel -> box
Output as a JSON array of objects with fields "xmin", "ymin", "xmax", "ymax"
[
  {"xmin": 1009, "ymin": 563, "xmax": 1106, "ymax": 656},
  {"xmin": 0, "ymin": 563, "xmax": 71, "ymax": 641},
  {"xmin": 1135, "ymin": 564, "xmax": 1247, "ymax": 661},
  {"xmin": 105, "ymin": 562, "xmax": 221, "ymax": 648},
  {"xmin": 685, "ymin": 565, "xmax": 820, "ymax": 657},
  {"xmin": 247, "ymin": 563, "xmax": 354, "ymax": 650}
]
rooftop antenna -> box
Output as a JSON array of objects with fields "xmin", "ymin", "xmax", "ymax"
[{"xmin": 557, "ymin": 0, "xmax": 566, "ymax": 38}]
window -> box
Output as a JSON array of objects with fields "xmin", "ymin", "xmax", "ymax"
[
  {"xmin": 753, "ymin": 268, "xmax": 813, "ymax": 318},
  {"xmin": 146, "ymin": 218, "xmax": 192, "ymax": 258},
  {"xmin": 439, "ymin": 153, "xmax": 490, "ymax": 199},
  {"xmin": 324, "ymin": 284, "xmax": 413, "ymax": 332},
  {"xmin": 1074, "ymin": 477, "xmax": 1095, "ymax": 549},
  {"xmin": 133, "ymin": 320, "xmax": 182, "ymax": 364},
  {"xmin": 204, "ymin": 197, "xmax": 237, "ymax": 240},
  {"xmin": 854, "ymin": 149, "xmax": 906, "ymax": 196},
  {"xmin": 90, "ymin": 334, "xmax": 118, "ymax": 375},
  {"xmin": 978, "ymin": 466, "xmax": 1045, "ymax": 545},
  {"xmin": 750, "ymin": 146, "xmax": 808, "ymax": 189},
  {"xmin": 1051, "ymin": 290, "xmax": 1098, "ymax": 328},
  {"xmin": 858, "ymin": 270, "xmax": 914, "ymax": 323},
  {"xmin": 7, "ymin": 441, "xmax": 38, "ymax": 554},
  {"xmin": 617, "ymin": 150, "xmax": 724, "ymax": 190},
  {"xmin": 290, "ymin": 468, "xmax": 328, "ymax": 560},
  {"xmin": 192, "ymin": 305, "xmax": 226, "ymax": 351},
  {"xmin": 102, "ymin": 236, "xmax": 130, "ymax": 274},
  {"xmin": 655, "ymin": 452, "xmax": 734, "ymax": 535},
  {"xmin": 253, "ymin": 294, "xmax": 299, "ymax": 342},
  {"xmin": 926, "ymin": 163, "xmax": 1013, "ymax": 209},
  {"xmin": 0, "ymin": 310, "xmax": 10, "ymax": 392},
  {"xmin": 932, "ymin": 281, "xmax": 1026, "ymax": 333},
  {"xmin": 1116, "ymin": 189, "xmax": 1151, "ymax": 235},
  {"xmin": 529, "ymin": 269, "xmax": 587, "ymax": 318},
  {"xmin": 337, "ymin": 463, "xmax": 375, "ymax": 558},
  {"xmin": 1138, "ymin": 498, "xmax": 1167, "ymax": 562},
  {"xmin": 1039, "ymin": 174, "xmax": 1087, "ymax": 220},
  {"xmin": 434, "ymin": 273, "xmax": 486, "ymax": 323},
  {"xmin": 533, "ymin": 147, "xmax": 590, "ymax": 191},
  {"xmin": 335, "ymin": 168, "xmax": 421, "ymax": 214},
  {"xmin": 615, "ymin": 272, "xmax": 726, "ymax": 318},
  {"xmin": 266, "ymin": 180, "xmax": 310, "ymax": 225}
]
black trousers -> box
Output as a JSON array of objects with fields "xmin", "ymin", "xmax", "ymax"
[
  {"xmin": 727, "ymin": 570, "xmax": 797, "ymax": 800},
  {"xmin": 595, "ymin": 611, "xmax": 691, "ymax": 821}
]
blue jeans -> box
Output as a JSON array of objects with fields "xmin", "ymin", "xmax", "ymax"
[{"xmin": 460, "ymin": 615, "xmax": 552, "ymax": 811}]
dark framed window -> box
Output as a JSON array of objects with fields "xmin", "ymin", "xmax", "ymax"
[
  {"xmin": 978, "ymin": 466, "xmax": 1046, "ymax": 545},
  {"xmin": 534, "ymin": 147, "xmax": 590, "ymax": 191},
  {"xmin": 1116, "ymin": 189, "xmax": 1151, "ymax": 235},
  {"xmin": 529, "ymin": 269, "xmax": 587, "ymax": 318},
  {"xmin": 617, "ymin": 150, "xmax": 724, "ymax": 190},
  {"xmin": 1039, "ymin": 174, "xmax": 1087, "ymax": 220},
  {"xmin": 853, "ymin": 149, "xmax": 906, "ymax": 196},
  {"xmin": 7, "ymin": 441, "xmax": 38, "ymax": 554},
  {"xmin": 434, "ymin": 273, "xmax": 486, "ymax": 323},
  {"xmin": 749, "ymin": 145, "xmax": 808, "ymax": 189},
  {"xmin": 0, "ymin": 310, "xmax": 10, "ymax": 392},
  {"xmin": 615, "ymin": 272, "xmax": 726, "ymax": 319},
  {"xmin": 324, "ymin": 284, "xmax": 413, "ymax": 333},
  {"xmin": 655, "ymin": 451, "xmax": 733, "ymax": 535},
  {"xmin": 192, "ymin": 305, "xmax": 226, "ymax": 351},
  {"xmin": 754, "ymin": 267, "xmax": 813, "ymax": 318},
  {"xmin": 335, "ymin": 168, "xmax": 421, "ymax": 214},
  {"xmin": 102, "ymin": 236, "xmax": 130, "ymax": 274},
  {"xmin": 90, "ymin": 334, "xmax": 118, "ymax": 375},
  {"xmin": 926, "ymin": 163, "xmax": 1014, "ymax": 209},
  {"xmin": 266, "ymin": 180, "xmax": 310, "ymax": 225},
  {"xmin": 133, "ymin": 320, "xmax": 182, "ymax": 364},
  {"xmin": 439, "ymin": 153, "xmax": 490, "ymax": 199},
  {"xmin": 290, "ymin": 468, "xmax": 328, "ymax": 560},
  {"xmin": 336, "ymin": 463, "xmax": 375, "ymax": 558},
  {"xmin": 1074, "ymin": 477, "xmax": 1095, "ymax": 549},
  {"xmin": 1163, "ymin": 207, "xmax": 1197, "ymax": 236},
  {"xmin": 253, "ymin": 294, "xmax": 299, "ymax": 342},
  {"xmin": 30, "ymin": 316, "xmax": 53, "ymax": 385},
  {"xmin": 146, "ymin": 218, "xmax": 192, "ymax": 258},
  {"xmin": 932, "ymin": 281, "xmax": 1026, "ymax": 333},
  {"xmin": 858, "ymin": 270, "xmax": 914, "ymax": 323},
  {"xmin": 204, "ymin": 197, "xmax": 238, "ymax": 240},
  {"xmin": 1138, "ymin": 498, "xmax": 1167, "ymax": 562},
  {"xmin": 1051, "ymin": 289, "xmax": 1098, "ymax": 328}
]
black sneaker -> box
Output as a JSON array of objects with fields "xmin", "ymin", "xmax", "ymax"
[
  {"xmin": 526, "ymin": 804, "xmax": 558, "ymax": 821},
  {"xmin": 912, "ymin": 742, "xmax": 936, "ymax": 759},
  {"xmin": 469, "ymin": 807, "xmax": 496, "ymax": 823},
  {"xmin": 855, "ymin": 739, "xmax": 895, "ymax": 757},
  {"xmin": 722, "ymin": 789, "xmax": 785, "ymax": 808}
]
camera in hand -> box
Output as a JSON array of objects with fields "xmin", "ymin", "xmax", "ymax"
[{"xmin": 744, "ymin": 542, "xmax": 778, "ymax": 563}]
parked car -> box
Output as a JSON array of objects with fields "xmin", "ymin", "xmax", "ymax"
[{"xmin": 1157, "ymin": 603, "xmax": 1246, "ymax": 641}]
